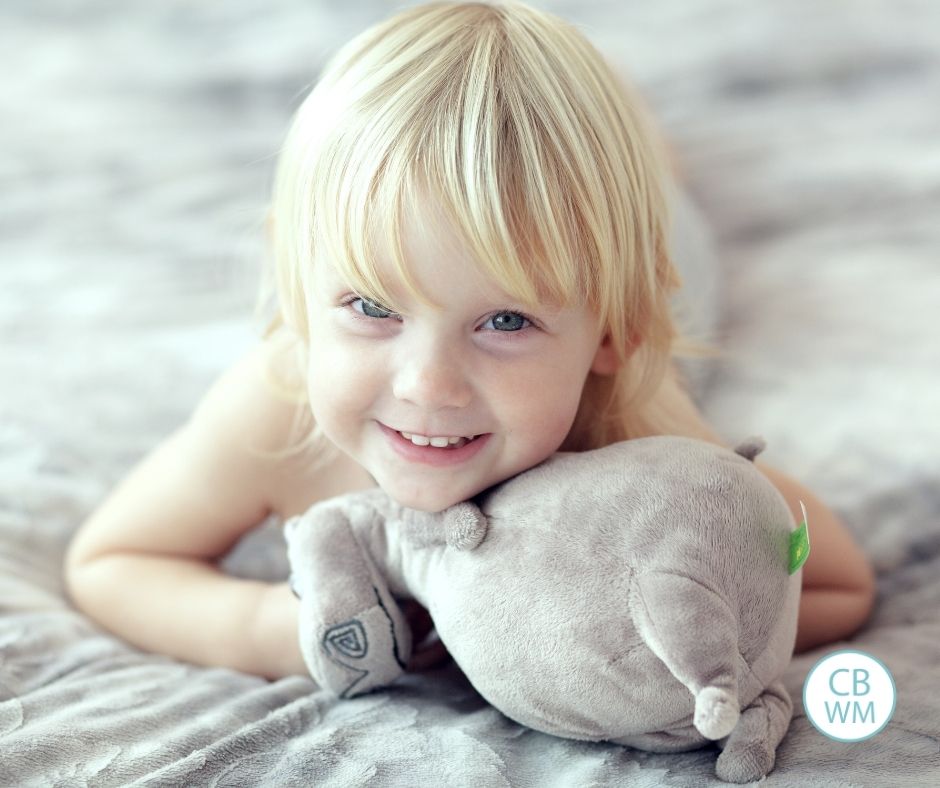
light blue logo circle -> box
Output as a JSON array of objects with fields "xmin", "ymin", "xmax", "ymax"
[{"xmin": 802, "ymin": 649, "xmax": 896, "ymax": 742}]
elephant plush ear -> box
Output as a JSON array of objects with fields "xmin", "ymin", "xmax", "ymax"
[
  {"xmin": 733, "ymin": 436, "xmax": 766, "ymax": 462},
  {"xmin": 444, "ymin": 502, "xmax": 488, "ymax": 551}
]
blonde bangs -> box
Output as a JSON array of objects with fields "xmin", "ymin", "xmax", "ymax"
[{"xmin": 270, "ymin": 1, "xmax": 678, "ymax": 339}]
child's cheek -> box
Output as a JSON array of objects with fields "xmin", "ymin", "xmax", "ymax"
[
  {"xmin": 499, "ymin": 371, "xmax": 582, "ymax": 458},
  {"xmin": 304, "ymin": 340, "xmax": 380, "ymax": 441}
]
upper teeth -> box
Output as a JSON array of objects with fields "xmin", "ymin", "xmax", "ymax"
[{"xmin": 400, "ymin": 431, "xmax": 475, "ymax": 447}]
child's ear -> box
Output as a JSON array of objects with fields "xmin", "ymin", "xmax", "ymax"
[{"xmin": 590, "ymin": 330, "xmax": 621, "ymax": 376}]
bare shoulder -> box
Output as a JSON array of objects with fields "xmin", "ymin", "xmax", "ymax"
[{"xmin": 205, "ymin": 328, "xmax": 312, "ymax": 455}]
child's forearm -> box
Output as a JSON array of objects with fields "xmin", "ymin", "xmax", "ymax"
[{"xmin": 65, "ymin": 553, "xmax": 303, "ymax": 679}]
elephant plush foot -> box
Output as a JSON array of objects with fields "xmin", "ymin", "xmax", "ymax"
[
  {"xmin": 716, "ymin": 738, "xmax": 775, "ymax": 784},
  {"xmin": 714, "ymin": 679, "xmax": 792, "ymax": 783},
  {"xmin": 315, "ymin": 595, "xmax": 411, "ymax": 698}
]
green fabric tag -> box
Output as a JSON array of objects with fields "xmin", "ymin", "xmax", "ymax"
[{"xmin": 788, "ymin": 500, "xmax": 811, "ymax": 575}]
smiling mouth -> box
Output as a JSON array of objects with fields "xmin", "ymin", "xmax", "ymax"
[
  {"xmin": 379, "ymin": 421, "xmax": 491, "ymax": 464},
  {"xmin": 395, "ymin": 430, "xmax": 483, "ymax": 450}
]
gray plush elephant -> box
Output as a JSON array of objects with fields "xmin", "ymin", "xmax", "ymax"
[{"xmin": 284, "ymin": 435, "xmax": 803, "ymax": 783}]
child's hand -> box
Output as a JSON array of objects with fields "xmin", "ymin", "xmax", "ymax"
[{"xmin": 400, "ymin": 599, "xmax": 452, "ymax": 672}]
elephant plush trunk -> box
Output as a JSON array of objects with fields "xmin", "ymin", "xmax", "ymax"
[{"xmin": 397, "ymin": 500, "xmax": 488, "ymax": 551}]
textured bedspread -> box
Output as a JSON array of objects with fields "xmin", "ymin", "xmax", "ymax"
[{"xmin": 2, "ymin": 1, "xmax": 939, "ymax": 785}]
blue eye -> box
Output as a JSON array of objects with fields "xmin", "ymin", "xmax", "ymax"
[
  {"xmin": 483, "ymin": 312, "xmax": 531, "ymax": 332},
  {"xmin": 347, "ymin": 295, "xmax": 395, "ymax": 320}
]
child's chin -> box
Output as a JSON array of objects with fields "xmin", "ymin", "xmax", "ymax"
[{"xmin": 388, "ymin": 485, "xmax": 467, "ymax": 514}]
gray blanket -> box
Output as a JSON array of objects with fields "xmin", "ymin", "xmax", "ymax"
[{"xmin": 2, "ymin": 1, "xmax": 938, "ymax": 785}]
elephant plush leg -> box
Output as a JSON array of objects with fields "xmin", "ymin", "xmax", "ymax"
[
  {"xmin": 715, "ymin": 679, "xmax": 792, "ymax": 783},
  {"xmin": 629, "ymin": 570, "xmax": 741, "ymax": 740},
  {"xmin": 284, "ymin": 508, "xmax": 413, "ymax": 698}
]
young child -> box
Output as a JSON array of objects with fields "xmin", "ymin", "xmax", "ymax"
[{"xmin": 64, "ymin": 0, "xmax": 875, "ymax": 681}]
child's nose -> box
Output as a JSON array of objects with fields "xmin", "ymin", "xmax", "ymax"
[{"xmin": 391, "ymin": 348, "xmax": 473, "ymax": 410}]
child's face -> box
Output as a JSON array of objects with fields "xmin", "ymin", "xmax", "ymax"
[{"xmin": 304, "ymin": 187, "xmax": 619, "ymax": 513}]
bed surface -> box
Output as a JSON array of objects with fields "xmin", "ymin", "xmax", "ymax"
[{"xmin": 2, "ymin": 1, "xmax": 938, "ymax": 785}]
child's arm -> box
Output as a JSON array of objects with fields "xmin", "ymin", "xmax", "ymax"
[
  {"xmin": 754, "ymin": 462, "xmax": 877, "ymax": 654},
  {"xmin": 63, "ymin": 342, "xmax": 309, "ymax": 680}
]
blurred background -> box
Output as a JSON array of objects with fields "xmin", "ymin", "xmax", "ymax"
[{"xmin": 1, "ymin": 0, "xmax": 938, "ymax": 556}]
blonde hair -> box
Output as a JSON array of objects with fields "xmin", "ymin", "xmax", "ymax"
[{"xmin": 253, "ymin": 0, "xmax": 723, "ymax": 467}]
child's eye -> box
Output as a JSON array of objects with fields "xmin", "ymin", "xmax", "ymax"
[
  {"xmin": 481, "ymin": 312, "xmax": 533, "ymax": 333},
  {"xmin": 344, "ymin": 295, "xmax": 397, "ymax": 320}
]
